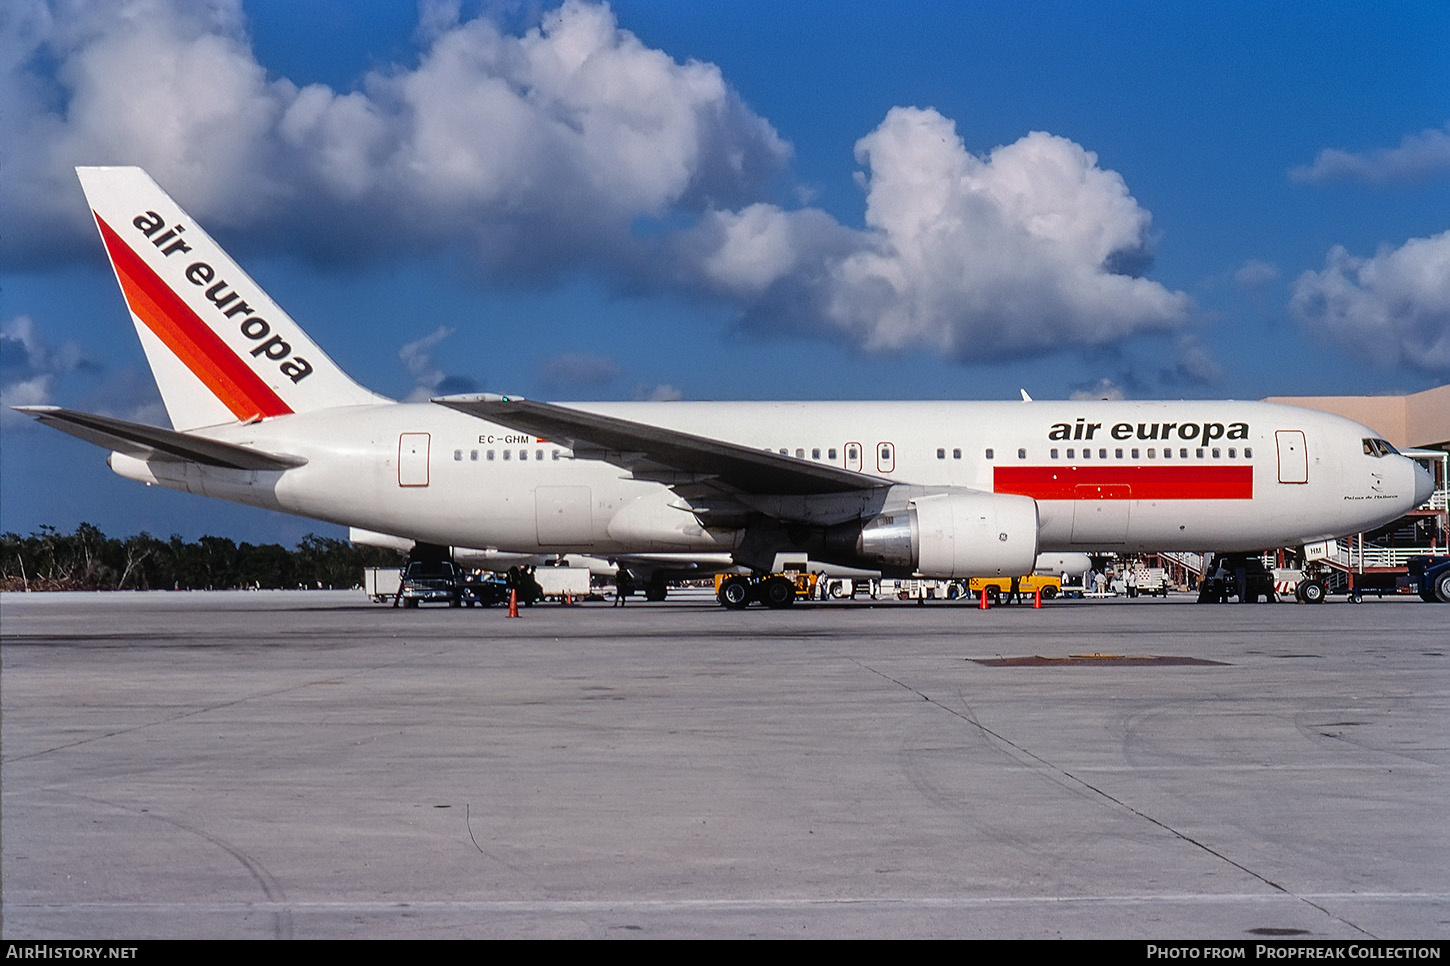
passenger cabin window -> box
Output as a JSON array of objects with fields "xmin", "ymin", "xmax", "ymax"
[
  {"xmin": 937, "ymin": 448, "xmax": 946, "ymax": 459},
  {"xmin": 828, "ymin": 448, "xmax": 838, "ymax": 460},
  {"xmin": 1018, "ymin": 448, "xmax": 1027, "ymax": 459},
  {"xmin": 985, "ymin": 448, "xmax": 994, "ymax": 460},
  {"xmin": 453, "ymin": 449, "xmax": 462, "ymax": 461},
  {"xmin": 812, "ymin": 448, "xmax": 821, "ymax": 459},
  {"xmin": 953, "ymin": 448, "xmax": 961, "ymax": 459},
  {"xmin": 1051, "ymin": 448, "xmax": 1059, "ymax": 459}
]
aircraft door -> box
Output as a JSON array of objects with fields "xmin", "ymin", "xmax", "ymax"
[
  {"xmin": 536, "ymin": 486, "xmax": 594, "ymax": 545},
  {"xmin": 1276, "ymin": 430, "xmax": 1308, "ymax": 484},
  {"xmin": 399, "ymin": 433, "xmax": 430, "ymax": 487},
  {"xmin": 1070, "ymin": 484, "xmax": 1130, "ymax": 544},
  {"xmin": 877, "ymin": 441, "xmax": 895, "ymax": 473}
]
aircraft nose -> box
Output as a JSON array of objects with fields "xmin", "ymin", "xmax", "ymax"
[{"xmin": 1411, "ymin": 458, "xmax": 1434, "ymax": 508}]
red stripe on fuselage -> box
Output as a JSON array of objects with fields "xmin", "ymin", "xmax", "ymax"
[
  {"xmin": 994, "ymin": 465, "xmax": 1253, "ymax": 500},
  {"xmin": 95, "ymin": 213, "xmax": 292, "ymax": 421}
]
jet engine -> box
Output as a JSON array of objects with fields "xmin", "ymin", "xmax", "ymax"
[{"xmin": 838, "ymin": 489, "xmax": 1040, "ymax": 578}]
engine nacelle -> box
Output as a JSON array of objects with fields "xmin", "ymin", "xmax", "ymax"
[{"xmin": 855, "ymin": 490, "xmax": 1040, "ymax": 578}]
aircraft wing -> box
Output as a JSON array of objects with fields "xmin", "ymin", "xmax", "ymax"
[
  {"xmin": 14, "ymin": 406, "xmax": 307, "ymax": 471},
  {"xmin": 433, "ymin": 395, "xmax": 888, "ymax": 495}
]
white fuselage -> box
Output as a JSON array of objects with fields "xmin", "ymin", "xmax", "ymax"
[{"xmin": 108, "ymin": 398, "xmax": 1431, "ymax": 564}]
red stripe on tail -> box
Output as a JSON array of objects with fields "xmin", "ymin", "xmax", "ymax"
[{"xmin": 95, "ymin": 214, "xmax": 292, "ymax": 421}]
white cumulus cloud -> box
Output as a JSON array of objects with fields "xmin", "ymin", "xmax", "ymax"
[
  {"xmin": 1290, "ymin": 231, "xmax": 1450, "ymax": 373},
  {"xmin": 685, "ymin": 107, "xmax": 1191, "ymax": 360},
  {"xmin": 0, "ymin": 0, "xmax": 789, "ymax": 270},
  {"xmin": 1234, "ymin": 259, "xmax": 1280, "ymax": 289},
  {"xmin": 4, "ymin": 1, "xmax": 1193, "ymax": 369},
  {"xmin": 0, "ymin": 314, "xmax": 88, "ymax": 422},
  {"xmin": 1291, "ymin": 123, "xmax": 1450, "ymax": 185}
]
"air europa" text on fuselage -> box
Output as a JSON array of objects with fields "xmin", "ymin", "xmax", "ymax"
[{"xmin": 1048, "ymin": 419, "xmax": 1250, "ymax": 445}]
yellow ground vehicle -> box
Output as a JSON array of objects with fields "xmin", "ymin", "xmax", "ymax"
[
  {"xmin": 968, "ymin": 574, "xmax": 1061, "ymax": 603},
  {"xmin": 714, "ymin": 572, "xmax": 818, "ymax": 608}
]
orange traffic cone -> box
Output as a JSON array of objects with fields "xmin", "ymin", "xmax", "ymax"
[
  {"xmin": 506, "ymin": 588, "xmax": 520, "ymax": 618},
  {"xmin": 1033, "ymin": 587, "xmax": 1042, "ymax": 609},
  {"xmin": 979, "ymin": 587, "xmax": 990, "ymax": 610}
]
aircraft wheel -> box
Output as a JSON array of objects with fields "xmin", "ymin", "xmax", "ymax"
[
  {"xmin": 1434, "ymin": 571, "xmax": 1450, "ymax": 603},
  {"xmin": 718, "ymin": 576, "xmax": 752, "ymax": 609},
  {"xmin": 1300, "ymin": 579, "xmax": 1326, "ymax": 604},
  {"xmin": 761, "ymin": 576, "xmax": 796, "ymax": 608}
]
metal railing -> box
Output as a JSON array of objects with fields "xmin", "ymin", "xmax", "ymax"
[
  {"xmin": 1328, "ymin": 544, "xmax": 1441, "ymax": 570},
  {"xmin": 1157, "ymin": 551, "xmax": 1204, "ymax": 576}
]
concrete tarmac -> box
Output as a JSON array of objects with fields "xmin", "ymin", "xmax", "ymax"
[{"xmin": 2, "ymin": 589, "xmax": 1446, "ymax": 939}]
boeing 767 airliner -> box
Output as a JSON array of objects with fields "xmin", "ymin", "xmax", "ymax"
[{"xmin": 17, "ymin": 168, "xmax": 1435, "ymax": 606}]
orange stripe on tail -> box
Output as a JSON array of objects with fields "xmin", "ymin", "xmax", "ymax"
[{"xmin": 95, "ymin": 214, "xmax": 292, "ymax": 421}]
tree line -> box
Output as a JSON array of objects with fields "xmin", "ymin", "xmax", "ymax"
[{"xmin": 1, "ymin": 523, "xmax": 400, "ymax": 592}]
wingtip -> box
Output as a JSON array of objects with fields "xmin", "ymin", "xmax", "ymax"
[{"xmin": 431, "ymin": 392, "xmax": 526, "ymax": 405}]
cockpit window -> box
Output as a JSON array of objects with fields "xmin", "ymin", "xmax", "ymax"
[{"xmin": 1362, "ymin": 438, "xmax": 1399, "ymax": 458}]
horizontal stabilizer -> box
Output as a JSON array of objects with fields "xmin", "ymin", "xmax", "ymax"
[
  {"xmin": 14, "ymin": 406, "xmax": 306, "ymax": 471},
  {"xmin": 433, "ymin": 394, "xmax": 887, "ymax": 495}
]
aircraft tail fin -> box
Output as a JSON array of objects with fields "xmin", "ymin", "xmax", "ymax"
[{"xmin": 75, "ymin": 167, "xmax": 389, "ymax": 431}]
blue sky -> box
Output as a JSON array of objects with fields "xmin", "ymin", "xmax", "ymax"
[{"xmin": 3, "ymin": 0, "xmax": 1448, "ymax": 544}]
